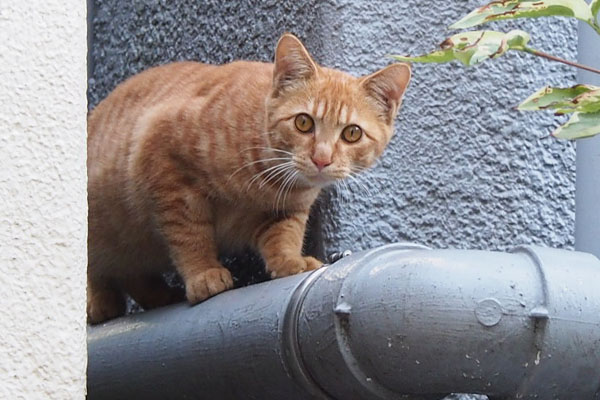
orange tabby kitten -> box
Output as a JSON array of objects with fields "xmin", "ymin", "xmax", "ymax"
[{"xmin": 87, "ymin": 33, "xmax": 411, "ymax": 323}]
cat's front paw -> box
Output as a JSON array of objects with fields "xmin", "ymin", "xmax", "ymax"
[
  {"xmin": 185, "ymin": 267, "xmax": 233, "ymax": 304},
  {"xmin": 268, "ymin": 255, "xmax": 323, "ymax": 279}
]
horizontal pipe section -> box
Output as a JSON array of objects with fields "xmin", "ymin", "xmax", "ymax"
[{"xmin": 88, "ymin": 243, "xmax": 600, "ymax": 399}]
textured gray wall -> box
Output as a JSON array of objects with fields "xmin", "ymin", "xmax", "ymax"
[{"xmin": 89, "ymin": 1, "xmax": 577, "ymax": 257}]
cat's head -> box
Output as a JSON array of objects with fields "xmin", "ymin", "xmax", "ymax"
[{"xmin": 265, "ymin": 33, "xmax": 411, "ymax": 188}]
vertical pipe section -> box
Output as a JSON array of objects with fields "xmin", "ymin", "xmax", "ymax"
[
  {"xmin": 86, "ymin": 0, "xmax": 94, "ymax": 85},
  {"xmin": 575, "ymin": 19, "xmax": 600, "ymax": 257}
]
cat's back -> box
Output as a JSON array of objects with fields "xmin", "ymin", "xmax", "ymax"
[
  {"xmin": 87, "ymin": 60, "xmax": 273, "ymax": 181},
  {"xmin": 88, "ymin": 60, "xmax": 273, "ymax": 142}
]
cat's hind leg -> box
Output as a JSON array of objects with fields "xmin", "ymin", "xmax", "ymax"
[
  {"xmin": 87, "ymin": 277, "xmax": 126, "ymax": 324},
  {"xmin": 125, "ymin": 274, "xmax": 185, "ymax": 310}
]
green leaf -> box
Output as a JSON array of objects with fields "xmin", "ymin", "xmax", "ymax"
[
  {"xmin": 391, "ymin": 49, "xmax": 457, "ymax": 64},
  {"xmin": 450, "ymin": 0, "xmax": 593, "ymax": 30},
  {"xmin": 391, "ymin": 30, "xmax": 530, "ymax": 66},
  {"xmin": 553, "ymin": 111, "xmax": 600, "ymax": 139},
  {"xmin": 518, "ymin": 85, "xmax": 600, "ymax": 114},
  {"xmin": 591, "ymin": 0, "xmax": 600, "ymax": 19}
]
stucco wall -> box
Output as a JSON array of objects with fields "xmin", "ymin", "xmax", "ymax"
[
  {"xmin": 89, "ymin": 0, "xmax": 576, "ymax": 258},
  {"xmin": 0, "ymin": 1, "xmax": 88, "ymax": 399}
]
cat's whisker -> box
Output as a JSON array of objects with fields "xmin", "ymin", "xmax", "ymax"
[
  {"xmin": 257, "ymin": 162, "xmax": 295, "ymax": 191},
  {"xmin": 342, "ymin": 178, "xmax": 353, "ymax": 202},
  {"xmin": 334, "ymin": 181, "xmax": 346, "ymax": 207},
  {"xmin": 341, "ymin": 175, "xmax": 354, "ymax": 194},
  {"xmin": 347, "ymin": 173, "xmax": 374, "ymax": 198},
  {"xmin": 239, "ymin": 146, "xmax": 294, "ymax": 157},
  {"xmin": 336, "ymin": 180, "xmax": 351, "ymax": 207},
  {"xmin": 259, "ymin": 161, "xmax": 295, "ymax": 188},
  {"xmin": 253, "ymin": 163, "xmax": 293, "ymax": 194},
  {"xmin": 273, "ymin": 170, "xmax": 292, "ymax": 213},
  {"xmin": 343, "ymin": 165, "xmax": 380, "ymax": 198},
  {"xmin": 332, "ymin": 182, "xmax": 340, "ymax": 204},
  {"xmin": 271, "ymin": 164, "xmax": 296, "ymax": 189},
  {"xmin": 226, "ymin": 157, "xmax": 291, "ymax": 183},
  {"xmin": 278, "ymin": 171, "xmax": 298, "ymax": 213},
  {"xmin": 284, "ymin": 172, "xmax": 300, "ymax": 215},
  {"xmin": 349, "ymin": 165, "xmax": 369, "ymax": 175},
  {"xmin": 275, "ymin": 169, "xmax": 299, "ymax": 215},
  {"xmin": 281, "ymin": 171, "xmax": 301, "ymax": 214},
  {"xmin": 273, "ymin": 168, "xmax": 294, "ymax": 214},
  {"xmin": 246, "ymin": 161, "xmax": 293, "ymax": 191}
]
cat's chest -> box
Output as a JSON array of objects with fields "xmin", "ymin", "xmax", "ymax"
[
  {"xmin": 209, "ymin": 188, "xmax": 319, "ymax": 251},
  {"xmin": 212, "ymin": 204, "xmax": 265, "ymax": 251}
]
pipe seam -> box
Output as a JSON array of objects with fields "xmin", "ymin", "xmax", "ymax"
[
  {"xmin": 332, "ymin": 243, "xmax": 435, "ymax": 400},
  {"xmin": 510, "ymin": 246, "xmax": 551, "ymax": 398},
  {"xmin": 281, "ymin": 266, "xmax": 333, "ymax": 400}
]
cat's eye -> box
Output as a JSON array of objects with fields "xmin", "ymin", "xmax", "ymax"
[
  {"xmin": 294, "ymin": 113, "xmax": 314, "ymax": 133},
  {"xmin": 341, "ymin": 125, "xmax": 363, "ymax": 143}
]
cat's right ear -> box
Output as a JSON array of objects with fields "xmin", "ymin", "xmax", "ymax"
[
  {"xmin": 360, "ymin": 63, "xmax": 411, "ymax": 124},
  {"xmin": 272, "ymin": 33, "xmax": 318, "ymax": 97}
]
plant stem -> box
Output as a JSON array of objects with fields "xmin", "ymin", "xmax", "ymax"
[
  {"xmin": 522, "ymin": 47, "xmax": 600, "ymax": 75},
  {"xmin": 589, "ymin": 21, "xmax": 600, "ymax": 36}
]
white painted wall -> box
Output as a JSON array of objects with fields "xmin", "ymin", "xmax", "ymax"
[{"xmin": 0, "ymin": 1, "xmax": 87, "ymax": 398}]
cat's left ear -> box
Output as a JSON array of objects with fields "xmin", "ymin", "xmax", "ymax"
[
  {"xmin": 360, "ymin": 63, "xmax": 411, "ymax": 124},
  {"xmin": 272, "ymin": 33, "xmax": 319, "ymax": 97}
]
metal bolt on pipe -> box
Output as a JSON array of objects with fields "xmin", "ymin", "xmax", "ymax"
[{"xmin": 87, "ymin": 243, "xmax": 600, "ymax": 400}]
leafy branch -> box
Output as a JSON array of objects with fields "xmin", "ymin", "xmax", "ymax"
[
  {"xmin": 392, "ymin": 0, "xmax": 600, "ymax": 140},
  {"xmin": 522, "ymin": 48, "xmax": 600, "ymax": 75},
  {"xmin": 450, "ymin": 0, "xmax": 600, "ymax": 35}
]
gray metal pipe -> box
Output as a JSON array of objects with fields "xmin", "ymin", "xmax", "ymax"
[
  {"xmin": 87, "ymin": 243, "xmax": 600, "ymax": 399},
  {"xmin": 575, "ymin": 20, "xmax": 600, "ymax": 258}
]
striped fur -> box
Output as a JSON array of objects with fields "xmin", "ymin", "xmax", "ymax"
[{"xmin": 87, "ymin": 34, "xmax": 411, "ymax": 323}]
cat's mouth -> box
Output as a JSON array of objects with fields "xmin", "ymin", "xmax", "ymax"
[
  {"xmin": 298, "ymin": 169, "xmax": 341, "ymax": 188},
  {"xmin": 309, "ymin": 173, "xmax": 335, "ymax": 186},
  {"xmin": 292, "ymin": 159, "xmax": 344, "ymax": 188}
]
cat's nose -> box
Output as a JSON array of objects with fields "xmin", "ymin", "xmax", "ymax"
[{"xmin": 311, "ymin": 157, "xmax": 332, "ymax": 172}]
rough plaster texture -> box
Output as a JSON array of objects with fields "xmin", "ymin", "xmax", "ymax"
[
  {"xmin": 89, "ymin": 0, "xmax": 577, "ymax": 259},
  {"xmin": 0, "ymin": 1, "xmax": 88, "ymax": 399}
]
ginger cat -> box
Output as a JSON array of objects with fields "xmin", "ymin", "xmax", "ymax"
[{"xmin": 87, "ymin": 34, "xmax": 411, "ymax": 323}]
